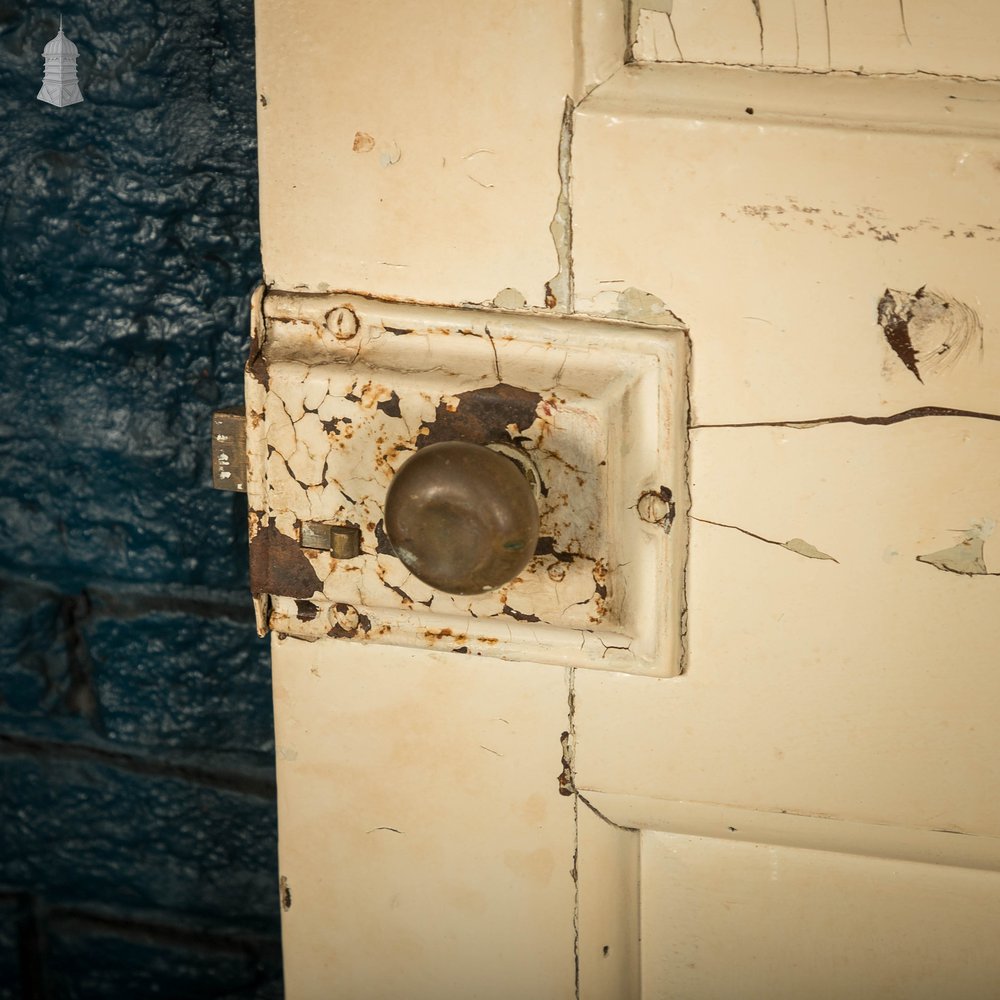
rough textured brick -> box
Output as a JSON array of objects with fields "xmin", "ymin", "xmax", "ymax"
[
  {"xmin": 0, "ymin": 0, "xmax": 260, "ymax": 593},
  {"xmin": 45, "ymin": 919, "xmax": 282, "ymax": 1000},
  {"xmin": 1, "ymin": 756, "xmax": 279, "ymax": 933},
  {"xmin": 0, "ymin": 581, "xmax": 66, "ymax": 719},
  {"xmin": 0, "ymin": 0, "xmax": 280, "ymax": 993},
  {"xmin": 87, "ymin": 610, "xmax": 273, "ymax": 754},
  {"xmin": 0, "ymin": 900, "xmax": 22, "ymax": 1000},
  {"xmin": 0, "ymin": 579, "xmax": 104, "ymax": 744}
]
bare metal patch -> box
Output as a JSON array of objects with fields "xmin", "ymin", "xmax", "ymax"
[
  {"xmin": 249, "ymin": 524, "xmax": 322, "ymax": 599},
  {"xmin": 419, "ymin": 383, "xmax": 542, "ymax": 448}
]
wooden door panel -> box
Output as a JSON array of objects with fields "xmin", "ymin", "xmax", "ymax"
[
  {"xmin": 641, "ymin": 832, "xmax": 1000, "ymax": 999},
  {"xmin": 254, "ymin": 3, "xmax": 1000, "ymax": 995},
  {"xmin": 273, "ymin": 641, "xmax": 577, "ymax": 999}
]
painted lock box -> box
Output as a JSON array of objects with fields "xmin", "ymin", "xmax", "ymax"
[{"xmin": 243, "ymin": 289, "xmax": 689, "ymax": 675}]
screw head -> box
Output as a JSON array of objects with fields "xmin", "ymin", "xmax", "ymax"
[
  {"xmin": 331, "ymin": 603, "xmax": 360, "ymax": 633},
  {"xmin": 325, "ymin": 305, "xmax": 360, "ymax": 341},
  {"xmin": 637, "ymin": 487, "xmax": 675, "ymax": 528}
]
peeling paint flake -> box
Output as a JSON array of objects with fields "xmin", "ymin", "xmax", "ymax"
[
  {"xmin": 782, "ymin": 538, "xmax": 838, "ymax": 562},
  {"xmin": 693, "ymin": 516, "xmax": 838, "ymax": 563},
  {"xmin": 545, "ymin": 97, "xmax": 575, "ymax": 313},
  {"xmin": 492, "ymin": 287, "xmax": 528, "ymax": 310},
  {"xmin": 917, "ymin": 521, "xmax": 999, "ymax": 577}
]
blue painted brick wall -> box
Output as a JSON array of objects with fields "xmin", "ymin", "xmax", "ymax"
[{"xmin": 0, "ymin": 1, "xmax": 281, "ymax": 994}]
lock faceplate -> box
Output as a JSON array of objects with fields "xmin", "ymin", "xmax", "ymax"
[{"xmin": 245, "ymin": 289, "xmax": 689, "ymax": 675}]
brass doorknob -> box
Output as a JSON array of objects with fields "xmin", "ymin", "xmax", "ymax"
[{"xmin": 384, "ymin": 441, "xmax": 539, "ymax": 595}]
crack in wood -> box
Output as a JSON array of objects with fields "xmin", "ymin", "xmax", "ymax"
[
  {"xmin": 692, "ymin": 517, "xmax": 838, "ymax": 563},
  {"xmin": 691, "ymin": 406, "xmax": 1000, "ymax": 430}
]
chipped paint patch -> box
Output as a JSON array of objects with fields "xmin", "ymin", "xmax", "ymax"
[
  {"xmin": 725, "ymin": 198, "xmax": 1000, "ymax": 245},
  {"xmin": 877, "ymin": 287, "xmax": 983, "ymax": 383},
  {"xmin": 328, "ymin": 602, "xmax": 372, "ymax": 638},
  {"xmin": 545, "ymin": 97, "xmax": 575, "ymax": 312},
  {"xmin": 782, "ymin": 538, "xmax": 838, "ymax": 562},
  {"xmin": 576, "ymin": 286, "xmax": 686, "ymax": 329},
  {"xmin": 613, "ymin": 288, "xmax": 684, "ymax": 327},
  {"xmin": 493, "ymin": 287, "xmax": 528, "ymax": 310},
  {"xmin": 378, "ymin": 140, "xmax": 401, "ymax": 168},
  {"xmin": 917, "ymin": 520, "xmax": 998, "ymax": 576}
]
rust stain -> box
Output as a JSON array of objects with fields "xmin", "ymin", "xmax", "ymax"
[
  {"xmin": 247, "ymin": 321, "xmax": 269, "ymax": 390},
  {"xmin": 419, "ymin": 383, "xmax": 542, "ymax": 447},
  {"xmin": 249, "ymin": 525, "xmax": 322, "ymax": 599},
  {"xmin": 424, "ymin": 627, "xmax": 468, "ymax": 644},
  {"xmin": 591, "ymin": 560, "xmax": 609, "ymax": 621},
  {"xmin": 352, "ymin": 131, "xmax": 375, "ymax": 152}
]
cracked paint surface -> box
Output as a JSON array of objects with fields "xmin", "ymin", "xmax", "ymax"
[
  {"xmin": 572, "ymin": 63, "xmax": 1000, "ymax": 427},
  {"xmin": 632, "ymin": 1, "xmax": 1000, "ymax": 79},
  {"xmin": 245, "ymin": 291, "xmax": 689, "ymax": 674},
  {"xmin": 691, "ymin": 517, "xmax": 838, "ymax": 563}
]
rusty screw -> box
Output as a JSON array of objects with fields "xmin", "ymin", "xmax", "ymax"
[
  {"xmin": 331, "ymin": 603, "xmax": 360, "ymax": 633},
  {"xmin": 325, "ymin": 305, "xmax": 360, "ymax": 341},
  {"xmin": 637, "ymin": 487, "xmax": 675, "ymax": 529}
]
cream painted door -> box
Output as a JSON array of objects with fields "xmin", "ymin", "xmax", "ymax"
[{"xmin": 252, "ymin": 3, "xmax": 1000, "ymax": 997}]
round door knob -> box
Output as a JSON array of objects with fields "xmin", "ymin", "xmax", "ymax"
[{"xmin": 384, "ymin": 441, "xmax": 539, "ymax": 595}]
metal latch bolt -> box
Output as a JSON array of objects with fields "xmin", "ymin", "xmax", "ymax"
[
  {"xmin": 212, "ymin": 407, "xmax": 247, "ymax": 493},
  {"xmin": 301, "ymin": 521, "xmax": 362, "ymax": 559}
]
